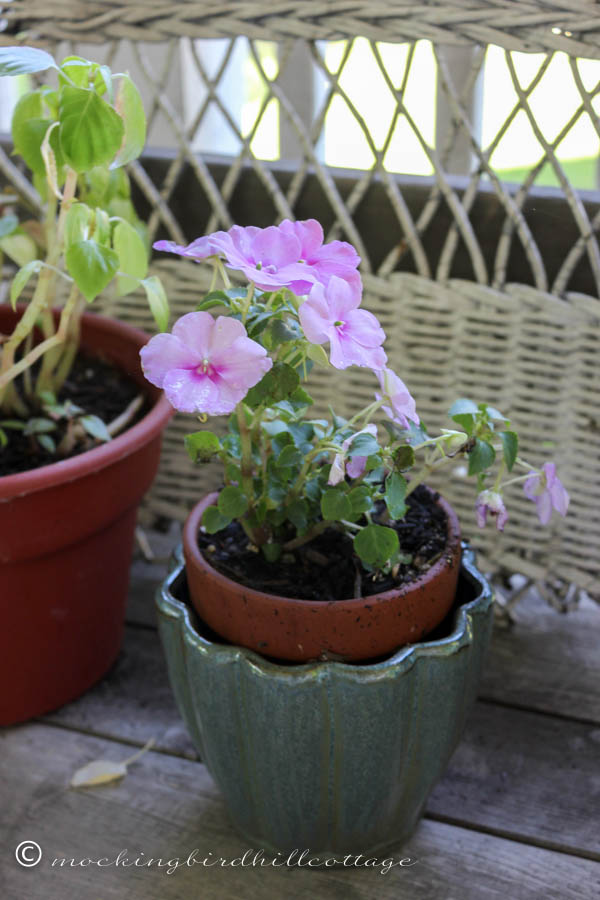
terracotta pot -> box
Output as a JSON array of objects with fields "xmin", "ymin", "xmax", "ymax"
[
  {"xmin": 0, "ymin": 307, "xmax": 173, "ymax": 725},
  {"xmin": 183, "ymin": 489, "xmax": 462, "ymax": 662}
]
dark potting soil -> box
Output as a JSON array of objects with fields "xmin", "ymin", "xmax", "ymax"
[
  {"xmin": 197, "ymin": 484, "xmax": 449, "ymax": 602},
  {"xmin": 0, "ymin": 351, "xmax": 148, "ymax": 476}
]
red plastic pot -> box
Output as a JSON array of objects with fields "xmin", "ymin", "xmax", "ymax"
[
  {"xmin": 183, "ymin": 490, "xmax": 462, "ymax": 662},
  {"xmin": 0, "ymin": 307, "xmax": 173, "ymax": 725}
]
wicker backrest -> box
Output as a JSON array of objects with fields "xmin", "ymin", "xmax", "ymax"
[{"xmin": 1, "ymin": 2, "xmax": 598, "ymax": 592}]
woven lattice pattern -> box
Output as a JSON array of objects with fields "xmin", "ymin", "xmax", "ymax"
[{"xmin": 0, "ymin": 2, "xmax": 598, "ymax": 592}]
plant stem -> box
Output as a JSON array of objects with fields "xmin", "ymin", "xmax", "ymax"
[
  {"xmin": 236, "ymin": 402, "xmax": 257, "ymax": 532},
  {"xmin": 0, "ymin": 167, "xmax": 79, "ymax": 411},
  {"xmin": 106, "ymin": 393, "xmax": 144, "ymax": 437},
  {"xmin": 0, "ymin": 284, "xmax": 80, "ymax": 393},
  {"xmin": 48, "ymin": 295, "xmax": 86, "ymax": 393},
  {"xmin": 405, "ymin": 450, "xmax": 455, "ymax": 497},
  {"xmin": 282, "ymin": 519, "xmax": 332, "ymax": 551}
]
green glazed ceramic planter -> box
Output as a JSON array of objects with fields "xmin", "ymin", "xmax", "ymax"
[{"xmin": 156, "ymin": 543, "xmax": 494, "ymax": 855}]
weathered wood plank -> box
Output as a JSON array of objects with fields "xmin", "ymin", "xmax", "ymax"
[
  {"xmin": 481, "ymin": 591, "xmax": 600, "ymax": 724},
  {"xmin": 428, "ymin": 702, "xmax": 600, "ymax": 860},
  {"xmin": 43, "ymin": 626, "xmax": 197, "ymax": 759},
  {"xmin": 43, "ymin": 623, "xmax": 600, "ymax": 859},
  {"xmin": 1, "ymin": 724, "xmax": 599, "ymax": 900}
]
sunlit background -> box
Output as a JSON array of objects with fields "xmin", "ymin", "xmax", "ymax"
[{"xmin": 3, "ymin": 37, "xmax": 600, "ymax": 188}]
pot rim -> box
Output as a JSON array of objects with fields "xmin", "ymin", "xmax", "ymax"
[
  {"xmin": 183, "ymin": 488, "xmax": 462, "ymax": 612},
  {"xmin": 0, "ymin": 311, "xmax": 173, "ymax": 499},
  {"xmin": 157, "ymin": 542, "xmax": 494, "ymax": 678}
]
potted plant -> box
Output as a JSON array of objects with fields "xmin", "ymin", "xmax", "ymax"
[
  {"xmin": 145, "ymin": 226, "xmax": 569, "ymax": 851},
  {"xmin": 0, "ymin": 47, "xmax": 173, "ymax": 725}
]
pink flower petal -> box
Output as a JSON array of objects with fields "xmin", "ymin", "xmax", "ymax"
[
  {"xmin": 153, "ymin": 236, "xmax": 216, "ymax": 260},
  {"xmin": 346, "ymin": 456, "xmax": 367, "ymax": 479},
  {"xmin": 216, "ymin": 338, "xmax": 273, "ymax": 388},
  {"xmin": 535, "ymin": 490, "xmax": 553, "ymax": 526},
  {"xmin": 345, "ymin": 308, "xmax": 387, "ymax": 347},
  {"xmin": 139, "ymin": 333, "xmax": 200, "ymax": 388},
  {"xmin": 550, "ymin": 479, "xmax": 570, "ymax": 517},
  {"xmin": 298, "ymin": 287, "xmax": 332, "ymax": 343},
  {"xmin": 172, "ymin": 311, "xmax": 216, "ymax": 359},
  {"xmin": 208, "ymin": 316, "xmax": 248, "ymax": 357}
]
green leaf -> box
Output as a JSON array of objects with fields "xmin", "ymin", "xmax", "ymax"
[
  {"xmin": 112, "ymin": 220, "xmax": 148, "ymax": 295},
  {"xmin": 467, "ymin": 438, "xmax": 496, "ymax": 476},
  {"xmin": 276, "ymin": 444, "xmax": 302, "ymax": 468},
  {"xmin": 321, "ymin": 489, "xmax": 352, "ymax": 522},
  {"xmin": 286, "ymin": 499, "xmax": 309, "ymax": 532},
  {"xmin": 306, "ymin": 343, "xmax": 330, "ymax": 367},
  {"xmin": 347, "ymin": 432, "xmax": 379, "ymax": 458},
  {"xmin": 11, "ymin": 93, "xmax": 54, "ymax": 175},
  {"xmin": 392, "ymin": 445, "xmax": 415, "ymax": 472},
  {"xmin": 65, "ymin": 239, "xmax": 119, "ymax": 302},
  {"xmin": 10, "ymin": 260, "xmax": 42, "ymax": 310},
  {"xmin": 94, "ymin": 208, "xmax": 111, "ymax": 246},
  {"xmin": 348, "ymin": 485, "xmax": 373, "ymax": 517},
  {"xmin": 202, "ymin": 506, "xmax": 231, "ymax": 534},
  {"xmin": 196, "ymin": 290, "xmax": 231, "ymax": 312},
  {"xmin": 354, "ymin": 524, "xmax": 399, "ymax": 568},
  {"xmin": 0, "ymin": 215, "xmax": 18, "ymax": 239},
  {"xmin": 288, "ymin": 386, "xmax": 314, "ymax": 409},
  {"xmin": 0, "ymin": 47, "xmax": 56, "ymax": 76},
  {"xmin": 111, "ymin": 74, "xmax": 146, "ymax": 167},
  {"xmin": 385, "ymin": 472, "xmax": 407, "ymax": 519},
  {"xmin": 59, "ymin": 85, "xmax": 124, "ymax": 172},
  {"xmin": 140, "ymin": 276, "xmax": 169, "ymax": 332},
  {"xmin": 24, "ymin": 417, "xmax": 57, "ymax": 435},
  {"xmin": 58, "ymin": 56, "xmax": 94, "ymax": 88},
  {"xmin": 484, "ymin": 405, "xmax": 509, "ymax": 422},
  {"xmin": 80, "ymin": 414, "xmax": 112, "ymax": 442},
  {"xmin": 389, "ymin": 419, "xmax": 430, "ymax": 447},
  {"xmin": 37, "ymin": 433, "xmax": 56, "ymax": 453},
  {"xmin": 218, "ymin": 486, "xmax": 249, "ymax": 519},
  {"xmin": 448, "ymin": 398, "xmax": 478, "ymax": 417},
  {"xmin": 0, "ymin": 232, "xmax": 37, "ymax": 267},
  {"xmin": 244, "ymin": 363, "xmax": 299, "ymax": 408},
  {"xmin": 65, "ymin": 203, "xmax": 93, "ymax": 248},
  {"xmin": 451, "ymin": 413, "xmax": 475, "ymax": 435},
  {"xmin": 499, "ymin": 430, "xmax": 518, "ymax": 471},
  {"xmin": 266, "ymin": 318, "xmax": 301, "ymax": 347},
  {"xmin": 184, "ymin": 430, "xmax": 220, "ymax": 462}
]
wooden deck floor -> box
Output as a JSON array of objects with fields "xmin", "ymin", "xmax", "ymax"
[{"xmin": 2, "ymin": 532, "xmax": 599, "ymax": 899}]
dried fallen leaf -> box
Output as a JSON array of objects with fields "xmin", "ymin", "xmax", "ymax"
[
  {"xmin": 70, "ymin": 737, "xmax": 155, "ymax": 789},
  {"xmin": 70, "ymin": 759, "xmax": 127, "ymax": 788}
]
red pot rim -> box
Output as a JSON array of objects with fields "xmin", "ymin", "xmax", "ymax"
[
  {"xmin": 0, "ymin": 312, "xmax": 173, "ymax": 500},
  {"xmin": 184, "ymin": 488, "xmax": 462, "ymax": 609}
]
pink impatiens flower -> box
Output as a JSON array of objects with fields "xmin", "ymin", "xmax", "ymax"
[
  {"xmin": 475, "ymin": 490, "xmax": 508, "ymax": 531},
  {"xmin": 523, "ymin": 462, "xmax": 569, "ymax": 525},
  {"xmin": 140, "ymin": 311, "xmax": 272, "ymax": 416},
  {"xmin": 328, "ymin": 424, "xmax": 378, "ymax": 486},
  {"xmin": 153, "ymin": 235, "xmax": 216, "ymax": 261},
  {"xmin": 153, "ymin": 220, "xmax": 361, "ymax": 295},
  {"xmin": 299, "ymin": 276, "xmax": 387, "ymax": 370},
  {"xmin": 279, "ymin": 219, "xmax": 361, "ymax": 294},
  {"xmin": 375, "ymin": 368, "xmax": 419, "ymax": 430}
]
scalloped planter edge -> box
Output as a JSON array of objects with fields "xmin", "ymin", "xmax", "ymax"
[{"xmin": 156, "ymin": 544, "xmax": 494, "ymax": 855}]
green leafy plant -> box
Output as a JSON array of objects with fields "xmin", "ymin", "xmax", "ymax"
[
  {"xmin": 140, "ymin": 220, "xmax": 570, "ymax": 582},
  {"xmin": 0, "ymin": 46, "xmax": 166, "ymax": 450}
]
